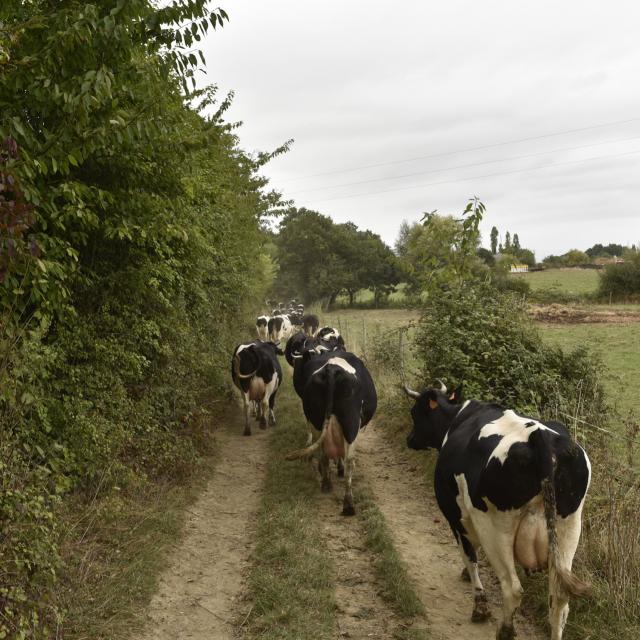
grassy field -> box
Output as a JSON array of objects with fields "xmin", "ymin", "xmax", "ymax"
[
  {"xmin": 540, "ymin": 322, "xmax": 640, "ymax": 416},
  {"xmin": 512, "ymin": 268, "xmax": 600, "ymax": 295}
]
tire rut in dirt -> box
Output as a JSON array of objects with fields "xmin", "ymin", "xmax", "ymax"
[
  {"xmin": 358, "ymin": 424, "xmax": 545, "ymax": 640},
  {"xmin": 315, "ymin": 474, "xmax": 403, "ymax": 640},
  {"xmin": 134, "ymin": 411, "xmax": 268, "ymax": 640}
]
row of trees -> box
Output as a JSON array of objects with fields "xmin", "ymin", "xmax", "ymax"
[
  {"xmin": 271, "ymin": 208, "xmax": 400, "ymax": 307},
  {"xmin": 1, "ymin": 2, "xmax": 279, "ymax": 636}
]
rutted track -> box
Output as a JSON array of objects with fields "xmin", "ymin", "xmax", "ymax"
[
  {"xmin": 134, "ymin": 413, "xmax": 268, "ymax": 640},
  {"xmin": 358, "ymin": 423, "xmax": 545, "ymax": 640}
]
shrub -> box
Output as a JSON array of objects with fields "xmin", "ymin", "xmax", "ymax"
[
  {"xmin": 598, "ymin": 253, "xmax": 640, "ymax": 300},
  {"xmin": 414, "ymin": 283, "xmax": 606, "ymax": 423}
]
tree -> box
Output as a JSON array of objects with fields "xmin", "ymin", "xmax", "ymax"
[
  {"xmin": 396, "ymin": 198, "xmax": 486, "ymax": 294},
  {"xmin": 504, "ymin": 231, "xmax": 512, "ymax": 252},
  {"xmin": 274, "ymin": 209, "xmax": 398, "ymax": 308},
  {"xmin": 513, "ymin": 233, "xmax": 521, "ymax": 252},
  {"xmin": 564, "ymin": 249, "xmax": 589, "ymax": 266},
  {"xmin": 490, "ymin": 226, "xmax": 499, "ymax": 254}
]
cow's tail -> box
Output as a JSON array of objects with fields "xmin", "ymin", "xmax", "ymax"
[
  {"xmin": 531, "ymin": 429, "xmax": 591, "ymax": 599},
  {"xmin": 233, "ymin": 354, "xmax": 256, "ymax": 380},
  {"xmin": 285, "ymin": 366, "xmax": 336, "ymax": 461}
]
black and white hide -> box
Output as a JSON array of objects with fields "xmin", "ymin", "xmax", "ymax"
[
  {"xmin": 255, "ymin": 315, "xmax": 270, "ymax": 341},
  {"xmin": 286, "ymin": 349, "xmax": 377, "ymax": 516},
  {"xmin": 231, "ymin": 341, "xmax": 282, "ymax": 436},
  {"xmin": 301, "ymin": 314, "xmax": 320, "ymax": 337},
  {"xmin": 315, "ymin": 326, "xmax": 345, "ymax": 350},
  {"xmin": 403, "ymin": 383, "xmax": 591, "ymax": 640},
  {"xmin": 268, "ymin": 314, "xmax": 293, "ymax": 344}
]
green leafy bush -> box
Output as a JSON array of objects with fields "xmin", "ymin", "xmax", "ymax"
[
  {"xmin": 598, "ymin": 253, "xmax": 640, "ymax": 300},
  {"xmin": 414, "ymin": 283, "xmax": 606, "ymax": 422}
]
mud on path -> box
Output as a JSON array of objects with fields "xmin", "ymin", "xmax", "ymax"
[
  {"xmin": 357, "ymin": 424, "xmax": 545, "ymax": 640},
  {"xmin": 134, "ymin": 412, "xmax": 268, "ymax": 640}
]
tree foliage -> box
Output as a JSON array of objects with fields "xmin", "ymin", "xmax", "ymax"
[
  {"xmin": 273, "ymin": 208, "xmax": 399, "ymax": 307},
  {"xmin": 0, "ymin": 2, "xmax": 280, "ymax": 636},
  {"xmin": 396, "ymin": 198, "xmax": 486, "ymax": 294}
]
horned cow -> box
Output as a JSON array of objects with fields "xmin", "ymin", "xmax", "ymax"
[
  {"xmin": 403, "ymin": 382, "xmax": 591, "ymax": 640},
  {"xmin": 231, "ymin": 341, "xmax": 282, "ymax": 436}
]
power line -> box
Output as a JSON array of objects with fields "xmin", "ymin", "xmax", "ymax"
[
  {"xmin": 280, "ymin": 117, "xmax": 640, "ymax": 183},
  {"xmin": 288, "ymin": 134, "xmax": 640, "ymax": 196},
  {"xmin": 303, "ymin": 148, "xmax": 640, "ymax": 204}
]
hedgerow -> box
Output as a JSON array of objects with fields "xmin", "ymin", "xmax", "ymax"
[{"xmin": 1, "ymin": 2, "xmax": 280, "ymax": 636}]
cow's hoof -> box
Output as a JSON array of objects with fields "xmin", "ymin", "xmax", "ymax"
[
  {"xmin": 496, "ymin": 624, "xmax": 516, "ymax": 640},
  {"xmin": 337, "ymin": 463, "xmax": 345, "ymax": 478},
  {"xmin": 471, "ymin": 594, "xmax": 490, "ymax": 622},
  {"xmin": 243, "ymin": 428, "xmax": 251, "ymax": 437},
  {"xmin": 321, "ymin": 480, "xmax": 332, "ymax": 493},
  {"xmin": 341, "ymin": 502, "xmax": 356, "ymax": 516},
  {"xmin": 259, "ymin": 419, "xmax": 267, "ymax": 430},
  {"xmin": 461, "ymin": 567, "xmax": 471, "ymax": 582}
]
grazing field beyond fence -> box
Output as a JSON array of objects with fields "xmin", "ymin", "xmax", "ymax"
[{"xmin": 512, "ymin": 268, "xmax": 600, "ymax": 296}]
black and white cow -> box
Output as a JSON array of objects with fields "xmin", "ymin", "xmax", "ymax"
[
  {"xmin": 255, "ymin": 315, "xmax": 270, "ymax": 341},
  {"xmin": 301, "ymin": 314, "xmax": 320, "ymax": 337},
  {"xmin": 268, "ymin": 314, "xmax": 293, "ymax": 344},
  {"xmin": 231, "ymin": 341, "xmax": 282, "ymax": 436},
  {"xmin": 315, "ymin": 326, "xmax": 345, "ymax": 350},
  {"xmin": 403, "ymin": 382, "xmax": 591, "ymax": 640},
  {"xmin": 286, "ymin": 349, "xmax": 377, "ymax": 515}
]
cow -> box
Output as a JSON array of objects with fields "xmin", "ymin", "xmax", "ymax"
[
  {"xmin": 315, "ymin": 326, "xmax": 345, "ymax": 350},
  {"xmin": 301, "ymin": 314, "xmax": 320, "ymax": 337},
  {"xmin": 231, "ymin": 341, "xmax": 282, "ymax": 436},
  {"xmin": 268, "ymin": 314, "xmax": 293, "ymax": 344},
  {"xmin": 402, "ymin": 382, "xmax": 591, "ymax": 640},
  {"xmin": 255, "ymin": 315, "xmax": 270, "ymax": 341},
  {"xmin": 286, "ymin": 349, "xmax": 377, "ymax": 515}
]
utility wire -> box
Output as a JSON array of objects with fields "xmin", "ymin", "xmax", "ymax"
[
  {"xmin": 288, "ymin": 134, "xmax": 640, "ymax": 196},
  {"xmin": 303, "ymin": 148, "xmax": 640, "ymax": 204},
  {"xmin": 280, "ymin": 117, "xmax": 640, "ymax": 183}
]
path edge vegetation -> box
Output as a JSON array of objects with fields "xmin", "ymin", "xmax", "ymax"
[{"xmin": 0, "ymin": 3, "xmax": 282, "ymax": 637}]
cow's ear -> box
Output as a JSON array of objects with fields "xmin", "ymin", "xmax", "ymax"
[{"xmin": 448, "ymin": 384, "xmax": 463, "ymax": 403}]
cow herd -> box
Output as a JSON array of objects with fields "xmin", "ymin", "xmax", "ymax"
[{"xmin": 231, "ymin": 308, "xmax": 591, "ymax": 640}]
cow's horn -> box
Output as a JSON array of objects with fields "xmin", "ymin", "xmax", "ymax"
[
  {"xmin": 403, "ymin": 385, "xmax": 420, "ymax": 399},
  {"xmin": 435, "ymin": 378, "xmax": 447, "ymax": 393}
]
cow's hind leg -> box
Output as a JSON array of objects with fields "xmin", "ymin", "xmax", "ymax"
[
  {"xmin": 306, "ymin": 421, "xmax": 314, "ymax": 446},
  {"xmin": 479, "ymin": 526, "xmax": 522, "ymax": 640},
  {"xmin": 336, "ymin": 457, "xmax": 345, "ymax": 478},
  {"xmin": 319, "ymin": 453, "xmax": 332, "ymax": 493},
  {"xmin": 341, "ymin": 455, "xmax": 355, "ymax": 516},
  {"xmin": 456, "ymin": 535, "xmax": 491, "ymax": 622},
  {"xmin": 549, "ymin": 507, "xmax": 584, "ymax": 640},
  {"xmin": 259, "ymin": 396, "xmax": 268, "ymax": 429},
  {"xmin": 268, "ymin": 389, "xmax": 277, "ymax": 425},
  {"xmin": 242, "ymin": 393, "xmax": 251, "ymax": 436}
]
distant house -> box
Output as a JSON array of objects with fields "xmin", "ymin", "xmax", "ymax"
[
  {"xmin": 510, "ymin": 264, "xmax": 529, "ymax": 273},
  {"xmin": 594, "ymin": 255, "xmax": 625, "ymax": 266}
]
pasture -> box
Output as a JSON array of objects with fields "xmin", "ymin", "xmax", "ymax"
[
  {"xmin": 539, "ymin": 321, "xmax": 640, "ymax": 415},
  {"xmin": 512, "ymin": 268, "xmax": 600, "ymax": 295}
]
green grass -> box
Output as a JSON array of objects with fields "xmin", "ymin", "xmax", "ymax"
[
  {"xmin": 539, "ymin": 322, "xmax": 640, "ymax": 415},
  {"xmin": 512, "ymin": 268, "xmax": 600, "ymax": 295},
  {"xmin": 244, "ymin": 374, "xmax": 336, "ymax": 640},
  {"xmin": 354, "ymin": 485, "xmax": 427, "ymax": 622}
]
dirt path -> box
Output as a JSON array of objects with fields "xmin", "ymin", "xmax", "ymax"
[
  {"xmin": 357, "ymin": 424, "xmax": 545, "ymax": 640},
  {"xmin": 134, "ymin": 413, "xmax": 268, "ymax": 640},
  {"xmin": 315, "ymin": 486, "xmax": 404, "ymax": 640}
]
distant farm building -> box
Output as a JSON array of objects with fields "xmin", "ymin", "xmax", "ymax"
[{"xmin": 510, "ymin": 264, "xmax": 529, "ymax": 273}]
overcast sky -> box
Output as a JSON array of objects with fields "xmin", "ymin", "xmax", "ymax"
[{"xmin": 200, "ymin": 1, "xmax": 640, "ymax": 258}]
